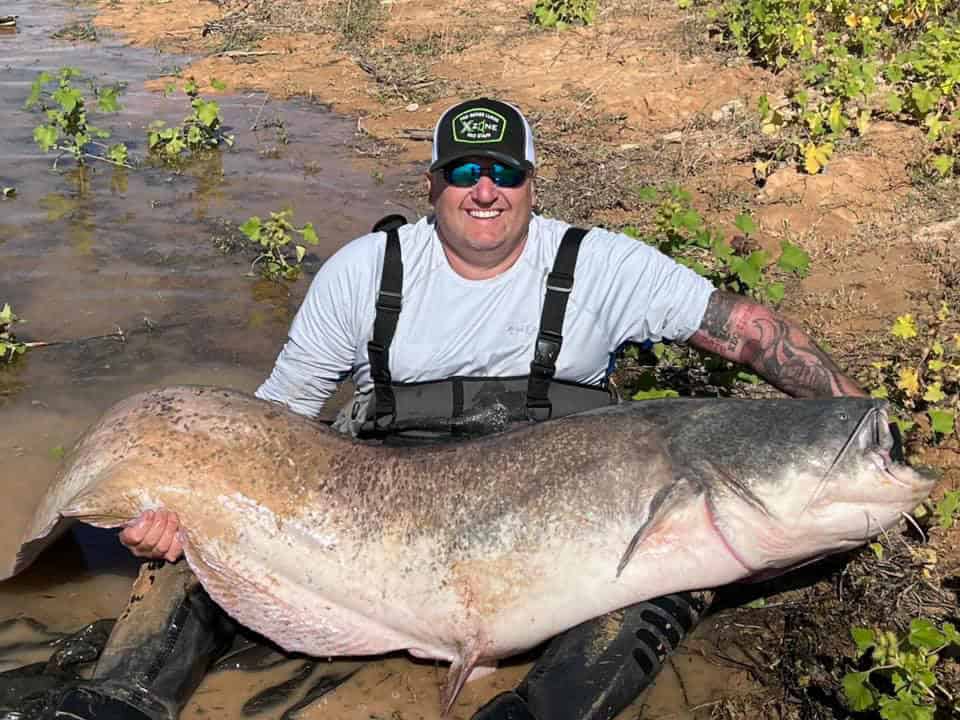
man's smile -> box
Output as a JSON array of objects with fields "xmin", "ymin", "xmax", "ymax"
[{"xmin": 467, "ymin": 209, "xmax": 503, "ymax": 219}]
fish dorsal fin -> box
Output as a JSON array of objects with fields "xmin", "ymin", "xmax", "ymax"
[{"xmin": 617, "ymin": 477, "xmax": 702, "ymax": 578}]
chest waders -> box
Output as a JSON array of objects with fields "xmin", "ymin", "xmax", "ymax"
[
  {"xmin": 365, "ymin": 216, "xmax": 714, "ymax": 720},
  {"xmin": 360, "ymin": 214, "xmax": 616, "ymax": 443}
]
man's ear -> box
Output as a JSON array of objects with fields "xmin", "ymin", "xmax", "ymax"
[{"xmin": 426, "ymin": 171, "xmax": 438, "ymax": 204}]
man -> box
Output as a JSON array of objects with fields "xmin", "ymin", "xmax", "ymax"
[{"xmin": 117, "ymin": 97, "xmax": 865, "ymax": 720}]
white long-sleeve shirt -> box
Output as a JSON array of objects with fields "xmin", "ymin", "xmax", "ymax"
[{"xmin": 256, "ymin": 214, "xmax": 715, "ymax": 420}]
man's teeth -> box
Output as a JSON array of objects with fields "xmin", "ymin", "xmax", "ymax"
[{"xmin": 468, "ymin": 210, "xmax": 500, "ymax": 218}]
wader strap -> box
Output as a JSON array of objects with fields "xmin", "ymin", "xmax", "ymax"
[
  {"xmin": 527, "ymin": 226, "xmax": 588, "ymax": 421},
  {"xmin": 367, "ymin": 215, "xmax": 407, "ymax": 431}
]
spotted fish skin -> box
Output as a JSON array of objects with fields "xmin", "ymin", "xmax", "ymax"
[{"xmin": 0, "ymin": 386, "xmax": 934, "ymax": 716}]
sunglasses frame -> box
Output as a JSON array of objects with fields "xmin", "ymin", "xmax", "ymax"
[{"xmin": 442, "ymin": 160, "xmax": 528, "ymax": 189}]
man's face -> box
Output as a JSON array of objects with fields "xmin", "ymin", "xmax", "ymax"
[{"xmin": 427, "ymin": 157, "xmax": 535, "ymax": 272}]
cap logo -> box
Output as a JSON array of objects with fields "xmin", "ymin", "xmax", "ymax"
[{"xmin": 452, "ymin": 108, "xmax": 506, "ymax": 143}]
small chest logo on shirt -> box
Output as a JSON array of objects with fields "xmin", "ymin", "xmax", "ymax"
[{"xmin": 506, "ymin": 322, "xmax": 537, "ymax": 337}]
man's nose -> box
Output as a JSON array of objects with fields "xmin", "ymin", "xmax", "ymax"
[{"xmin": 470, "ymin": 175, "xmax": 498, "ymax": 202}]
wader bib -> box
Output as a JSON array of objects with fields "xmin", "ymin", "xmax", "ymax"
[{"xmin": 356, "ymin": 214, "xmax": 617, "ymax": 442}]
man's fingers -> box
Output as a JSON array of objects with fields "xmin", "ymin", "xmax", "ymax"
[
  {"xmin": 119, "ymin": 510, "xmax": 153, "ymax": 546},
  {"xmin": 165, "ymin": 534, "xmax": 184, "ymax": 563},
  {"xmin": 155, "ymin": 513, "xmax": 180, "ymax": 557},
  {"xmin": 138, "ymin": 511, "xmax": 170, "ymax": 553}
]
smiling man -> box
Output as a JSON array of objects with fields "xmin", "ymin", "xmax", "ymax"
[{"xmin": 118, "ymin": 97, "xmax": 865, "ymax": 720}]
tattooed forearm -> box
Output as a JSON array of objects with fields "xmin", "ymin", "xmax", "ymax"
[{"xmin": 688, "ymin": 290, "xmax": 866, "ymax": 398}]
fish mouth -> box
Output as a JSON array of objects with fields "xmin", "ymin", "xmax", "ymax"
[{"xmin": 804, "ymin": 403, "xmax": 930, "ymax": 511}]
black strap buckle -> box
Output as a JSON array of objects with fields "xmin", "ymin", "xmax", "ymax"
[
  {"xmin": 376, "ymin": 289, "xmax": 402, "ymax": 313},
  {"xmin": 534, "ymin": 332, "xmax": 562, "ymax": 367},
  {"xmin": 526, "ymin": 399, "xmax": 553, "ymax": 421},
  {"xmin": 545, "ymin": 270, "xmax": 574, "ymax": 293}
]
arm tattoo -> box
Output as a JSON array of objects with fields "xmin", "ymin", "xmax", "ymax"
[{"xmin": 689, "ymin": 290, "xmax": 865, "ymax": 398}]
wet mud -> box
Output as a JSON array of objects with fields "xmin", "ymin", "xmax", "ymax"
[{"xmin": 0, "ymin": 2, "xmax": 742, "ymax": 718}]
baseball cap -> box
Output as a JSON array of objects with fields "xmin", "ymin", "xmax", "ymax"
[{"xmin": 430, "ymin": 97, "xmax": 536, "ymax": 172}]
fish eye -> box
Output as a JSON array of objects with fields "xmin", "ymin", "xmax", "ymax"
[{"xmin": 838, "ymin": 412, "xmax": 848, "ymax": 421}]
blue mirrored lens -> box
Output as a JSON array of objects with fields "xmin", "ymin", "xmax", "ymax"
[{"xmin": 444, "ymin": 162, "xmax": 525, "ymax": 188}]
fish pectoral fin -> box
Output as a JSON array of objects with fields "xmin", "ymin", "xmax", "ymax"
[
  {"xmin": 617, "ymin": 477, "xmax": 701, "ymax": 578},
  {"xmin": 440, "ymin": 642, "xmax": 484, "ymax": 719}
]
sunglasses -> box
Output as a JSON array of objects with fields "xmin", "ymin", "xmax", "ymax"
[{"xmin": 442, "ymin": 161, "xmax": 527, "ymax": 188}]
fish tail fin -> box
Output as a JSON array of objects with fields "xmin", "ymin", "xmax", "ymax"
[
  {"xmin": 440, "ymin": 643, "xmax": 483, "ymax": 719},
  {"xmin": 1, "ymin": 464, "xmax": 142, "ymax": 581}
]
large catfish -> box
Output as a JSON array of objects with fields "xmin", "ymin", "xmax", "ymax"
[{"xmin": 0, "ymin": 386, "xmax": 934, "ymax": 715}]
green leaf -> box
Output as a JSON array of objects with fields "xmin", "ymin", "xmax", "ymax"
[
  {"xmin": 25, "ymin": 71, "xmax": 53, "ymax": 108},
  {"xmin": 932, "ymin": 154, "xmax": 955, "ymax": 177},
  {"xmin": 912, "ymin": 86, "xmax": 940, "ymax": 115},
  {"xmin": 49, "ymin": 445, "xmax": 65, "ymax": 461},
  {"xmin": 929, "ymin": 409, "xmax": 955, "ymax": 435},
  {"xmin": 52, "ymin": 86, "xmax": 82, "ymax": 114},
  {"xmin": 301, "ymin": 223, "xmax": 318, "ymax": 245},
  {"xmin": 107, "ymin": 143, "xmax": 128, "ymax": 165},
  {"xmin": 869, "ymin": 542, "xmax": 884, "ymax": 560},
  {"xmin": 186, "ymin": 124, "xmax": 202, "ymax": 146},
  {"xmin": 852, "ymin": 627, "xmax": 876, "ymax": 653},
  {"xmin": 295, "ymin": 245, "xmax": 306, "ymax": 263},
  {"xmin": 210, "ymin": 78, "xmax": 227, "ymax": 91},
  {"xmin": 878, "ymin": 693, "xmax": 934, "ymax": 720},
  {"xmin": 892, "ymin": 416, "xmax": 916, "ymax": 435},
  {"xmin": 33, "ymin": 125, "xmax": 59, "ymax": 152},
  {"xmin": 909, "ymin": 618, "xmax": 945, "ymax": 650},
  {"xmin": 922, "ymin": 382, "xmax": 945, "ymax": 403},
  {"xmin": 871, "ymin": 387, "xmax": 889, "ymax": 399},
  {"xmin": 842, "ymin": 671, "xmax": 875, "ymax": 712},
  {"xmin": 765, "ymin": 282, "xmax": 785, "ymax": 304},
  {"xmin": 734, "ymin": 213, "xmax": 757, "ymax": 235},
  {"xmin": 778, "ymin": 240, "xmax": 811, "ymax": 276},
  {"xmin": 239, "ymin": 217, "xmax": 262, "ymax": 241},
  {"xmin": 632, "ymin": 388, "xmax": 680, "ymax": 400},
  {"xmin": 636, "ymin": 186, "xmax": 659, "ymax": 202},
  {"xmin": 196, "ymin": 100, "xmax": 220, "ymax": 128},
  {"xmin": 942, "ymin": 622, "xmax": 960, "ymax": 647},
  {"xmin": 96, "ymin": 87, "xmax": 121, "ymax": 113}
]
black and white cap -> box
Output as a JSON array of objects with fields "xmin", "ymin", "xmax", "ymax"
[{"xmin": 429, "ymin": 97, "xmax": 536, "ymax": 172}]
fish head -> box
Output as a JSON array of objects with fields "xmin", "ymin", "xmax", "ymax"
[{"xmin": 706, "ymin": 399, "xmax": 936, "ymax": 574}]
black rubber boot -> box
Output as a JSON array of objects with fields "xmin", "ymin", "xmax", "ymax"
[
  {"xmin": 473, "ymin": 591, "xmax": 713, "ymax": 720},
  {"xmin": 50, "ymin": 560, "xmax": 235, "ymax": 720}
]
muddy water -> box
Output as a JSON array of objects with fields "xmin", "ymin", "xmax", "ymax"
[{"xmin": 0, "ymin": 3, "xmax": 740, "ymax": 719}]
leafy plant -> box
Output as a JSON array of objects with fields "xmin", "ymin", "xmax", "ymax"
[
  {"xmin": 861, "ymin": 302, "xmax": 959, "ymax": 443},
  {"xmin": 625, "ymin": 186, "xmax": 810, "ymax": 304},
  {"xmin": 0, "ymin": 304, "xmax": 27, "ymax": 363},
  {"xmin": 148, "ymin": 79, "xmax": 233, "ymax": 163},
  {"xmin": 531, "ymin": 0, "xmax": 597, "ymax": 28},
  {"xmin": 618, "ymin": 186, "xmax": 811, "ymax": 400},
  {"xmin": 24, "ymin": 67, "xmax": 129, "ymax": 168},
  {"xmin": 934, "ymin": 489, "xmax": 960, "ymax": 529},
  {"xmin": 240, "ymin": 209, "xmax": 319, "ymax": 281},
  {"xmin": 700, "ymin": 0, "xmax": 960, "ymax": 176},
  {"xmin": 843, "ymin": 619, "xmax": 960, "ymax": 719}
]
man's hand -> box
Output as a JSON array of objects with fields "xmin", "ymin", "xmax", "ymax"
[
  {"xmin": 119, "ymin": 509, "xmax": 183, "ymax": 562},
  {"xmin": 688, "ymin": 290, "xmax": 867, "ymax": 399}
]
